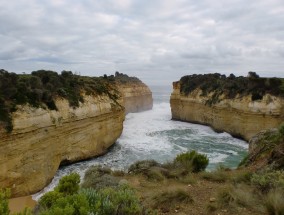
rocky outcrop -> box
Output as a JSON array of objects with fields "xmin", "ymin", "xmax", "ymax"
[
  {"xmin": 118, "ymin": 82, "xmax": 153, "ymax": 113},
  {"xmin": 170, "ymin": 81, "xmax": 284, "ymax": 141},
  {"xmin": 242, "ymin": 128, "xmax": 284, "ymax": 170},
  {"xmin": 0, "ymin": 80, "xmax": 153, "ymax": 197},
  {"xmin": 0, "ymin": 94, "xmax": 124, "ymax": 197}
]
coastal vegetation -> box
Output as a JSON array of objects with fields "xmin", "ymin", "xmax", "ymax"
[
  {"xmin": 3, "ymin": 143, "xmax": 282, "ymax": 214},
  {"xmin": 2, "ymin": 147, "xmax": 284, "ymax": 214},
  {"xmin": 179, "ymin": 72, "xmax": 284, "ymax": 105},
  {"xmin": 0, "ymin": 69, "xmax": 138, "ymax": 133}
]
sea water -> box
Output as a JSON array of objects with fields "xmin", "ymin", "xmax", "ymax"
[{"xmin": 33, "ymin": 85, "xmax": 247, "ymax": 199}]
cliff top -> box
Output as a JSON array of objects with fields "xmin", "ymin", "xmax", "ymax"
[
  {"xmin": 179, "ymin": 72, "xmax": 284, "ymax": 101},
  {"xmin": 0, "ymin": 69, "xmax": 143, "ymax": 132}
]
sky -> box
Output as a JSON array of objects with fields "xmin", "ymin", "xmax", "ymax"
[{"xmin": 0, "ymin": 0, "xmax": 284, "ymax": 85}]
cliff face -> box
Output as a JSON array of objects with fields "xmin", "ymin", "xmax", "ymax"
[
  {"xmin": 0, "ymin": 94, "xmax": 124, "ymax": 197},
  {"xmin": 170, "ymin": 82, "xmax": 284, "ymax": 141},
  {"xmin": 242, "ymin": 128, "xmax": 284, "ymax": 170},
  {"xmin": 117, "ymin": 82, "xmax": 153, "ymax": 113},
  {"xmin": 0, "ymin": 80, "xmax": 153, "ymax": 197}
]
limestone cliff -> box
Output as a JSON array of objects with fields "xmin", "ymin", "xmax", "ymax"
[
  {"xmin": 170, "ymin": 75, "xmax": 284, "ymax": 141},
  {"xmin": 0, "ymin": 94, "xmax": 124, "ymax": 197},
  {"xmin": 0, "ymin": 71, "xmax": 153, "ymax": 197},
  {"xmin": 117, "ymin": 82, "xmax": 153, "ymax": 113}
]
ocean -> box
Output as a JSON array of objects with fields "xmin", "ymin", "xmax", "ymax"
[{"xmin": 33, "ymin": 85, "xmax": 247, "ymax": 199}]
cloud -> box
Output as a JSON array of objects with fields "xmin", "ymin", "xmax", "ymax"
[{"xmin": 0, "ymin": 0, "xmax": 283, "ymax": 85}]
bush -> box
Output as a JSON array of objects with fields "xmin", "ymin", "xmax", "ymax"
[
  {"xmin": 0, "ymin": 189, "xmax": 10, "ymax": 215},
  {"xmin": 81, "ymin": 185, "xmax": 143, "ymax": 215},
  {"xmin": 174, "ymin": 150, "xmax": 209, "ymax": 173},
  {"xmin": 55, "ymin": 173, "xmax": 80, "ymax": 195},
  {"xmin": 39, "ymin": 193, "xmax": 89, "ymax": 215},
  {"xmin": 80, "ymin": 188, "xmax": 115, "ymax": 215},
  {"xmin": 128, "ymin": 160, "xmax": 160, "ymax": 174},
  {"xmin": 81, "ymin": 174, "xmax": 119, "ymax": 190},
  {"xmin": 251, "ymin": 169, "xmax": 284, "ymax": 193},
  {"xmin": 82, "ymin": 165, "xmax": 119, "ymax": 190},
  {"xmin": 38, "ymin": 190, "xmax": 63, "ymax": 208}
]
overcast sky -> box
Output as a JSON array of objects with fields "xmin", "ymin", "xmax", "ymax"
[{"xmin": 0, "ymin": 0, "xmax": 284, "ymax": 85}]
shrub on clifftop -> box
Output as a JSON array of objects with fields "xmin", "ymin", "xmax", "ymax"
[{"xmin": 179, "ymin": 72, "xmax": 284, "ymax": 104}]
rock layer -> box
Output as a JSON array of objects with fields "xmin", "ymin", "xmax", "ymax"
[
  {"xmin": 118, "ymin": 82, "xmax": 153, "ymax": 113},
  {"xmin": 170, "ymin": 82, "xmax": 284, "ymax": 141},
  {"xmin": 0, "ymin": 82, "xmax": 153, "ymax": 197},
  {"xmin": 0, "ymin": 95, "xmax": 124, "ymax": 197}
]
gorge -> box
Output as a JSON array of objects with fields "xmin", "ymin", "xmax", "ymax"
[{"xmin": 0, "ymin": 70, "xmax": 153, "ymax": 197}]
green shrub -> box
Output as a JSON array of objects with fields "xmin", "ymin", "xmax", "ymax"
[
  {"xmin": 39, "ymin": 193, "xmax": 89, "ymax": 215},
  {"xmin": 81, "ymin": 185, "xmax": 143, "ymax": 215},
  {"xmin": 55, "ymin": 173, "xmax": 80, "ymax": 195},
  {"xmin": 38, "ymin": 190, "xmax": 63, "ymax": 208},
  {"xmin": 0, "ymin": 189, "xmax": 10, "ymax": 215},
  {"xmin": 80, "ymin": 188, "xmax": 115, "ymax": 215},
  {"xmin": 82, "ymin": 174, "xmax": 119, "ymax": 190},
  {"xmin": 128, "ymin": 160, "xmax": 160, "ymax": 174},
  {"xmin": 174, "ymin": 150, "xmax": 209, "ymax": 173},
  {"xmin": 84, "ymin": 165, "xmax": 112, "ymax": 179},
  {"xmin": 231, "ymin": 170, "xmax": 253, "ymax": 184},
  {"xmin": 179, "ymin": 73, "xmax": 284, "ymax": 103},
  {"xmin": 82, "ymin": 165, "xmax": 119, "ymax": 190},
  {"xmin": 251, "ymin": 169, "xmax": 284, "ymax": 193},
  {"xmin": 0, "ymin": 70, "xmax": 129, "ymax": 132},
  {"xmin": 102, "ymin": 185, "xmax": 142, "ymax": 215},
  {"xmin": 145, "ymin": 167, "xmax": 166, "ymax": 181}
]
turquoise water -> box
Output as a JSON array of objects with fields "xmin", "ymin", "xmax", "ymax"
[{"xmin": 33, "ymin": 85, "xmax": 248, "ymax": 199}]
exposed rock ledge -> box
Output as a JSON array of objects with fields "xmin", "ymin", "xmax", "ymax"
[
  {"xmin": 170, "ymin": 81, "xmax": 284, "ymax": 141},
  {"xmin": 0, "ymin": 82, "xmax": 153, "ymax": 197},
  {"xmin": 118, "ymin": 82, "xmax": 153, "ymax": 113}
]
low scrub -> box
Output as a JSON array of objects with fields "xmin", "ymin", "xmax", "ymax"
[
  {"xmin": 251, "ymin": 169, "xmax": 284, "ymax": 193},
  {"xmin": 81, "ymin": 185, "xmax": 143, "ymax": 215},
  {"xmin": 200, "ymin": 170, "xmax": 229, "ymax": 183},
  {"xmin": 174, "ymin": 150, "xmax": 209, "ymax": 173},
  {"xmin": 38, "ymin": 172, "xmax": 144, "ymax": 215},
  {"xmin": 128, "ymin": 160, "xmax": 160, "ymax": 174},
  {"xmin": 265, "ymin": 189, "xmax": 284, "ymax": 215},
  {"xmin": 81, "ymin": 165, "xmax": 120, "ymax": 190},
  {"xmin": 152, "ymin": 189, "xmax": 193, "ymax": 211}
]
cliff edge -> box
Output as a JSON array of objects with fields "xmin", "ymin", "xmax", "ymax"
[
  {"xmin": 0, "ymin": 70, "xmax": 153, "ymax": 197},
  {"xmin": 170, "ymin": 73, "xmax": 284, "ymax": 141}
]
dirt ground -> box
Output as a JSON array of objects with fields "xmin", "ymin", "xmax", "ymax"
[{"xmin": 8, "ymin": 195, "xmax": 36, "ymax": 214}]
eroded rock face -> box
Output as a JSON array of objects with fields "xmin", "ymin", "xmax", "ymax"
[
  {"xmin": 118, "ymin": 82, "xmax": 153, "ymax": 113},
  {"xmin": 0, "ymin": 95, "xmax": 124, "ymax": 197},
  {"xmin": 0, "ymin": 81, "xmax": 153, "ymax": 197},
  {"xmin": 244, "ymin": 129, "xmax": 284, "ymax": 170},
  {"xmin": 170, "ymin": 82, "xmax": 284, "ymax": 141}
]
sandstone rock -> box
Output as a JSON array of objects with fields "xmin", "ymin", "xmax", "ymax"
[
  {"xmin": 0, "ymin": 81, "xmax": 153, "ymax": 197},
  {"xmin": 170, "ymin": 82, "xmax": 284, "ymax": 141}
]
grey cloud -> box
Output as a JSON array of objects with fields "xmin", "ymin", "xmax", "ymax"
[{"xmin": 0, "ymin": 0, "xmax": 283, "ymax": 85}]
